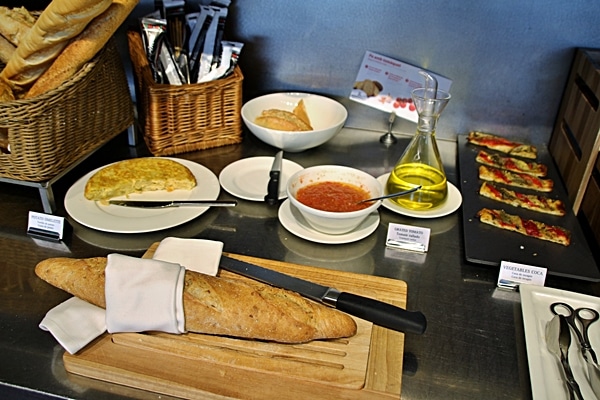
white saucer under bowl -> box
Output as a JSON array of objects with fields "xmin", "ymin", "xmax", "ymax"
[
  {"xmin": 278, "ymin": 199, "xmax": 380, "ymax": 244},
  {"xmin": 376, "ymin": 173, "xmax": 462, "ymax": 218}
]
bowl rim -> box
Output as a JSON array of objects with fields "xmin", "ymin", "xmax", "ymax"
[
  {"xmin": 286, "ymin": 165, "xmax": 383, "ymax": 217},
  {"xmin": 241, "ymin": 92, "xmax": 348, "ymax": 132}
]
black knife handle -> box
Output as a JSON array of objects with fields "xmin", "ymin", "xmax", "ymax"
[
  {"xmin": 264, "ymin": 171, "xmax": 280, "ymax": 205},
  {"xmin": 336, "ymin": 292, "xmax": 427, "ymax": 335}
]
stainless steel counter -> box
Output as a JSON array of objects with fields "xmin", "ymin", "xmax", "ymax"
[{"xmin": 1, "ymin": 128, "xmax": 599, "ymax": 399}]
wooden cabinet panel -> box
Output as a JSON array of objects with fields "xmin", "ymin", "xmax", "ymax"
[
  {"xmin": 549, "ymin": 48, "xmax": 600, "ymax": 213},
  {"xmin": 581, "ymin": 157, "xmax": 600, "ymax": 247}
]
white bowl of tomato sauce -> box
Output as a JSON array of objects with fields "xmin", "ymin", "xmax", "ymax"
[{"xmin": 287, "ymin": 165, "xmax": 383, "ymax": 235}]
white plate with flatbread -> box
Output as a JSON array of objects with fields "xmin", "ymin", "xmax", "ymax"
[{"xmin": 64, "ymin": 158, "xmax": 220, "ymax": 233}]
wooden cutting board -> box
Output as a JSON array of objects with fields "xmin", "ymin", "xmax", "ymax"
[{"xmin": 63, "ymin": 246, "xmax": 407, "ymax": 399}]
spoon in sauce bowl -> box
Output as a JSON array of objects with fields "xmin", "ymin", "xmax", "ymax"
[{"xmin": 357, "ymin": 185, "xmax": 422, "ymax": 204}]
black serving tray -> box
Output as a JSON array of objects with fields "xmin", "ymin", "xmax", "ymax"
[{"xmin": 457, "ymin": 134, "xmax": 600, "ymax": 282}]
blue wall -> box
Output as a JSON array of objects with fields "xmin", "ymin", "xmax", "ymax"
[{"xmin": 224, "ymin": 1, "xmax": 600, "ymax": 143}]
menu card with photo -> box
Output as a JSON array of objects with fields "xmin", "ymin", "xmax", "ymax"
[{"xmin": 350, "ymin": 51, "xmax": 452, "ymax": 122}]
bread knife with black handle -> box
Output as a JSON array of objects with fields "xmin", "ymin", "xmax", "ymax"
[
  {"xmin": 220, "ymin": 255, "xmax": 427, "ymax": 334},
  {"xmin": 264, "ymin": 151, "xmax": 283, "ymax": 205}
]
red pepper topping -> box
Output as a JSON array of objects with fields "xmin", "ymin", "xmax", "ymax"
[
  {"xmin": 493, "ymin": 169, "xmax": 509, "ymax": 182},
  {"xmin": 520, "ymin": 173, "xmax": 541, "ymax": 186},
  {"xmin": 487, "ymin": 184, "xmax": 502, "ymax": 198},
  {"xmin": 515, "ymin": 192, "xmax": 535, "ymax": 207},
  {"xmin": 478, "ymin": 151, "xmax": 492, "ymax": 163},
  {"xmin": 522, "ymin": 219, "xmax": 541, "ymax": 237},
  {"xmin": 549, "ymin": 226, "xmax": 569, "ymax": 241},
  {"xmin": 504, "ymin": 159, "xmax": 518, "ymax": 171}
]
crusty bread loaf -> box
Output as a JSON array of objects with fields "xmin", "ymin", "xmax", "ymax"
[
  {"xmin": 35, "ymin": 257, "xmax": 357, "ymax": 343},
  {"xmin": 255, "ymin": 109, "xmax": 313, "ymax": 131},
  {"xmin": 0, "ymin": 35, "xmax": 16, "ymax": 65},
  {"xmin": 0, "ymin": 0, "xmax": 112, "ymax": 95},
  {"xmin": 0, "ymin": 6, "xmax": 36, "ymax": 47},
  {"xmin": 84, "ymin": 158, "xmax": 197, "ymax": 201},
  {"xmin": 293, "ymin": 99, "xmax": 312, "ymax": 128},
  {"xmin": 26, "ymin": 0, "xmax": 139, "ymax": 98},
  {"xmin": 0, "ymin": 77, "xmax": 14, "ymax": 102}
]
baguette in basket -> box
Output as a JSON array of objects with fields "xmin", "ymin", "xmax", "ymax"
[
  {"xmin": 0, "ymin": 6, "xmax": 36, "ymax": 46},
  {"xmin": 26, "ymin": 0, "xmax": 139, "ymax": 98},
  {"xmin": 0, "ymin": 0, "xmax": 112, "ymax": 96},
  {"xmin": 0, "ymin": 6, "xmax": 36, "ymax": 63},
  {"xmin": 0, "ymin": 0, "xmax": 139, "ymax": 99}
]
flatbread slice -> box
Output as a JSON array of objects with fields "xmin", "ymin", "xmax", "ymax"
[
  {"xmin": 467, "ymin": 131, "xmax": 537, "ymax": 159},
  {"xmin": 477, "ymin": 208, "xmax": 570, "ymax": 246},
  {"xmin": 479, "ymin": 182, "xmax": 565, "ymax": 216}
]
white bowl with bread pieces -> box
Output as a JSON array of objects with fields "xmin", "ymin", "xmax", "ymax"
[
  {"xmin": 241, "ymin": 92, "xmax": 348, "ymax": 152},
  {"xmin": 286, "ymin": 165, "xmax": 383, "ymax": 235}
]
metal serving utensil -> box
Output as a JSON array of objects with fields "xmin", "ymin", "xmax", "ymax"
[
  {"xmin": 546, "ymin": 314, "xmax": 584, "ymax": 400},
  {"xmin": 551, "ymin": 301, "xmax": 600, "ymax": 397},
  {"xmin": 357, "ymin": 185, "xmax": 422, "ymax": 204},
  {"xmin": 108, "ymin": 200, "xmax": 237, "ymax": 209},
  {"xmin": 551, "ymin": 302, "xmax": 599, "ymax": 363}
]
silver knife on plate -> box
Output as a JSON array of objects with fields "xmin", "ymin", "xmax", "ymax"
[
  {"xmin": 585, "ymin": 356, "xmax": 600, "ymax": 398},
  {"xmin": 264, "ymin": 150, "xmax": 283, "ymax": 205},
  {"xmin": 219, "ymin": 255, "xmax": 427, "ymax": 334},
  {"xmin": 108, "ymin": 200, "xmax": 237, "ymax": 208},
  {"xmin": 546, "ymin": 315, "xmax": 584, "ymax": 399}
]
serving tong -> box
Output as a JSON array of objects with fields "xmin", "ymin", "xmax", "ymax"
[
  {"xmin": 546, "ymin": 302, "xmax": 600, "ymax": 399},
  {"xmin": 547, "ymin": 314, "xmax": 584, "ymax": 399}
]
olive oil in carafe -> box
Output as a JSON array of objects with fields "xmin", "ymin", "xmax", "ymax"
[
  {"xmin": 387, "ymin": 163, "xmax": 447, "ymax": 210},
  {"xmin": 386, "ymin": 71, "xmax": 451, "ymax": 210}
]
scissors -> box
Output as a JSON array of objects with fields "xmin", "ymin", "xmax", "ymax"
[{"xmin": 551, "ymin": 302, "xmax": 599, "ymax": 364}]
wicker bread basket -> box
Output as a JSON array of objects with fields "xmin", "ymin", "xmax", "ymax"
[
  {"xmin": 0, "ymin": 38, "xmax": 134, "ymax": 182},
  {"xmin": 127, "ymin": 30, "xmax": 243, "ymax": 156}
]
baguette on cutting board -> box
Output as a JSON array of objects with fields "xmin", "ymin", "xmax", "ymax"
[
  {"xmin": 26, "ymin": 0, "xmax": 139, "ymax": 98},
  {"xmin": 35, "ymin": 257, "xmax": 358, "ymax": 343},
  {"xmin": 0, "ymin": 0, "xmax": 112, "ymax": 95}
]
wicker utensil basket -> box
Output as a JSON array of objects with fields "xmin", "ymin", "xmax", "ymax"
[
  {"xmin": 0, "ymin": 38, "xmax": 134, "ymax": 182},
  {"xmin": 127, "ymin": 30, "xmax": 243, "ymax": 156}
]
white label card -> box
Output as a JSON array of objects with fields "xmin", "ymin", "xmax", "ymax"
[
  {"xmin": 27, "ymin": 211, "xmax": 64, "ymax": 241},
  {"xmin": 386, "ymin": 223, "xmax": 430, "ymax": 253},
  {"xmin": 498, "ymin": 261, "xmax": 547, "ymax": 290}
]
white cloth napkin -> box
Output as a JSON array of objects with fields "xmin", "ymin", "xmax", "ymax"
[
  {"xmin": 39, "ymin": 297, "xmax": 106, "ymax": 355},
  {"xmin": 152, "ymin": 237, "xmax": 223, "ymax": 276},
  {"xmin": 105, "ymin": 253, "xmax": 186, "ymax": 334},
  {"xmin": 39, "ymin": 238, "xmax": 224, "ymax": 354}
]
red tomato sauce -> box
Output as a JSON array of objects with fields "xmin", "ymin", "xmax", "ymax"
[{"xmin": 296, "ymin": 181, "xmax": 371, "ymax": 212}]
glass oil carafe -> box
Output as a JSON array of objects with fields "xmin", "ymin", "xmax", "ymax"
[{"xmin": 386, "ymin": 72, "xmax": 451, "ymax": 210}]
